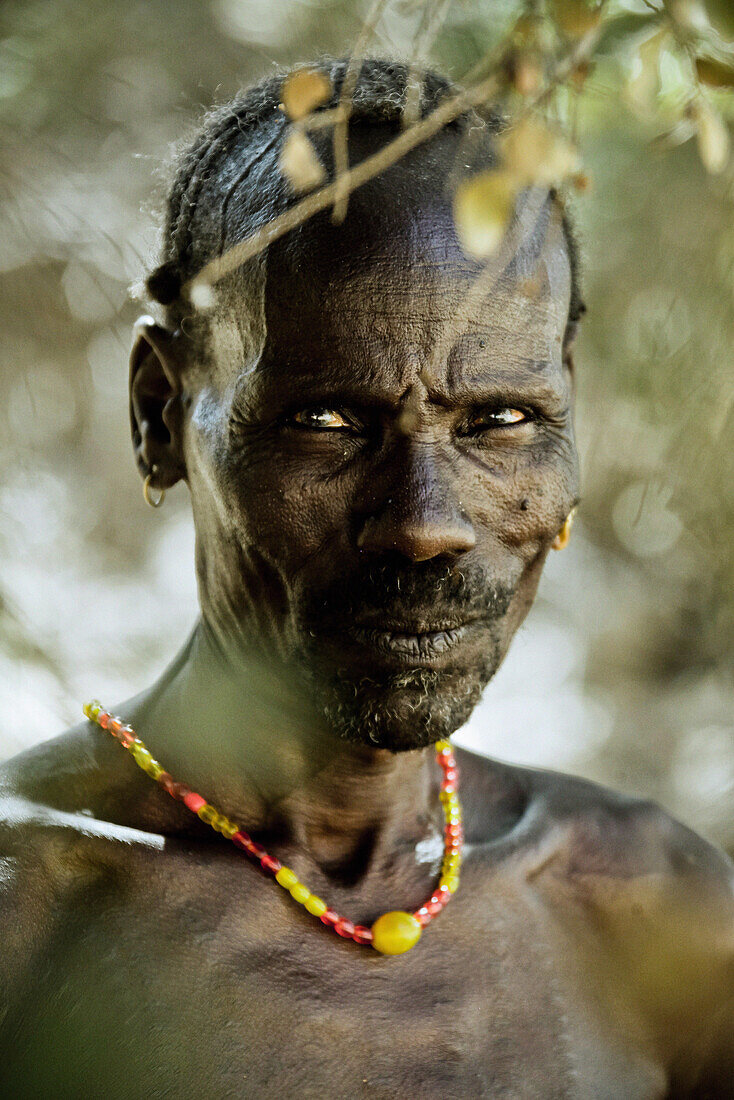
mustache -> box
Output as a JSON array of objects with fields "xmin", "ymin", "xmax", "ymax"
[{"xmin": 301, "ymin": 557, "xmax": 515, "ymax": 630}]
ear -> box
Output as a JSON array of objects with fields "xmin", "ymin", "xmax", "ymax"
[{"xmin": 129, "ymin": 316, "xmax": 187, "ymax": 488}]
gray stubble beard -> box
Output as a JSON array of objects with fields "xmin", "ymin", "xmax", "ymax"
[{"xmin": 309, "ymin": 651, "xmax": 498, "ymax": 752}]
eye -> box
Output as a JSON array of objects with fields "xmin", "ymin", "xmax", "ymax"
[
  {"xmin": 291, "ymin": 407, "xmax": 353, "ymax": 431},
  {"xmin": 465, "ymin": 407, "xmax": 530, "ymax": 433}
]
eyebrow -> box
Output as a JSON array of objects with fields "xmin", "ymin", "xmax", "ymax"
[{"xmin": 239, "ymin": 367, "xmax": 568, "ymax": 421}]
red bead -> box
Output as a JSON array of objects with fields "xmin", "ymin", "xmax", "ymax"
[
  {"xmin": 260, "ymin": 854, "xmax": 282, "ymax": 875},
  {"xmin": 445, "ymin": 824, "xmax": 463, "ymax": 839},
  {"xmin": 320, "ymin": 908, "xmax": 339, "ymax": 927},
  {"xmin": 170, "ymin": 782, "xmax": 191, "ymax": 801},
  {"xmin": 426, "ymin": 898, "xmax": 443, "ymax": 916},
  {"xmin": 232, "ymin": 830, "xmax": 255, "ymax": 852},
  {"xmin": 119, "ymin": 727, "xmax": 136, "ymax": 748},
  {"xmin": 415, "ymin": 907, "xmax": 432, "ymax": 926},
  {"xmin": 183, "ymin": 792, "xmax": 207, "ymax": 814},
  {"xmin": 231, "ymin": 832, "xmax": 265, "ymax": 859},
  {"xmin": 99, "ymin": 712, "xmax": 110, "ymax": 729},
  {"xmin": 441, "ymin": 781, "xmax": 456, "ymax": 794},
  {"xmin": 444, "ymin": 767, "xmax": 458, "ymax": 783},
  {"xmin": 352, "ymin": 925, "xmax": 373, "ymax": 945},
  {"xmin": 158, "ymin": 772, "xmax": 176, "ymax": 795},
  {"xmin": 108, "ymin": 718, "xmax": 122, "ymax": 735},
  {"xmin": 334, "ymin": 918, "xmax": 355, "ymax": 938}
]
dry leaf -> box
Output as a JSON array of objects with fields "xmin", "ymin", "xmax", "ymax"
[
  {"xmin": 511, "ymin": 13, "xmax": 543, "ymax": 46},
  {"xmin": 695, "ymin": 56, "xmax": 734, "ymax": 89},
  {"xmin": 572, "ymin": 171, "xmax": 592, "ymax": 192},
  {"xmin": 550, "ymin": 0, "xmax": 603, "ymax": 38},
  {"xmin": 500, "ymin": 118, "xmax": 580, "ymax": 187},
  {"xmin": 665, "ymin": 0, "xmax": 711, "ymax": 34},
  {"xmin": 625, "ymin": 28, "xmax": 668, "ymax": 116},
  {"xmin": 453, "ymin": 171, "xmax": 517, "ymax": 259},
  {"xmin": 693, "ymin": 99, "xmax": 731, "ymax": 173},
  {"xmin": 504, "ymin": 49, "xmax": 543, "ymax": 96},
  {"xmin": 279, "ymin": 129, "xmax": 327, "ymax": 193},
  {"xmin": 281, "ymin": 68, "xmax": 332, "ymax": 122},
  {"xmin": 704, "ymin": 0, "xmax": 734, "ymax": 39}
]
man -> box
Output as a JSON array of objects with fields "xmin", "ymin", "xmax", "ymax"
[{"xmin": 1, "ymin": 59, "xmax": 732, "ymax": 1098}]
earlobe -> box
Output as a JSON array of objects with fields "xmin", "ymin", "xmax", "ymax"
[{"xmin": 129, "ymin": 315, "xmax": 187, "ymax": 488}]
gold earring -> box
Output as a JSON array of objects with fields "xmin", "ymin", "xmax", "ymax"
[
  {"xmin": 552, "ymin": 507, "xmax": 576, "ymax": 551},
  {"xmin": 143, "ymin": 466, "xmax": 166, "ymax": 509}
]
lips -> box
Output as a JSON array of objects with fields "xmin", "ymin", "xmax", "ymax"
[{"xmin": 351, "ymin": 624, "xmax": 468, "ymax": 660}]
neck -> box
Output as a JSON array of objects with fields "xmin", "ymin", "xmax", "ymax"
[{"xmin": 125, "ymin": 620, "xmax": 443, "ymax": 877}]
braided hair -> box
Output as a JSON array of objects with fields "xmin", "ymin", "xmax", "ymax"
[{"xmin": 145, "ymin": 56, "xmax": 584, "ymax": 342}]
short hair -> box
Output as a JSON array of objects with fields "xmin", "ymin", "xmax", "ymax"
[{"xmin": 145, "ymin": 56, "xmax": 585, "ymax": 347}]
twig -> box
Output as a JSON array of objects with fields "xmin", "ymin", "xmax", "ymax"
[
  {"xmin": 185, "ymin": 24, "xmax": 603, "ymax": 302},
  {"xmin": 186, "ymin": 70, "xmax": 501, "ymax": 299},
  {"xmin": 402, "ymin": 0, "xmax": 454, "ymax": 130},
  {"xmin": 332, "ymin": 0, "xmax": 391, "ymax": 225}
]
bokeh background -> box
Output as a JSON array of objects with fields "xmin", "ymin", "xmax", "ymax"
[{"xmin": 1, "ymin": 0, "xmax": 733, "ymax": 852}]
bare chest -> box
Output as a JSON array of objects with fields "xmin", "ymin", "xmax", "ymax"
[{"xmin": 4, "ymin": 842, "xmax": 667, "ymax": 1099}]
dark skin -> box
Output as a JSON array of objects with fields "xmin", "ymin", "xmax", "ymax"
[{"xmin": 1, "ymin": 135, "xmax": 733, "ymax": 1098}]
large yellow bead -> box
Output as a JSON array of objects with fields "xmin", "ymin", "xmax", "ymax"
[
  {"xmin": 305, "ymin": 894, "xmax": 327, "ymax": 917},
  {"xmin": 371, "ymin": 911, "xmax": 422, "ymax": 955},
  {"xmin": 275, "ymin": 867, "xmax": 298, "ymax": 889},
  {"xmin": 289, "ymin": 882, "xmax": 311, "ymax": 904}
]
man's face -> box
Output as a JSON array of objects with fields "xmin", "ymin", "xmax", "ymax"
[{"xmin": 180, "ymin": 168, "xmax": 579, "ymax": 751}]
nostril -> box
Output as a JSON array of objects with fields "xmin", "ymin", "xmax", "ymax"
[{"xmin": 358, "ymin": 514, "xmax": 476, "ymax": 562}]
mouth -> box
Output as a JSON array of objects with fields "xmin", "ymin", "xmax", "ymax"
[{"xmin": 337, "ymin": 615, "xmax": 486, "ymax": 668}]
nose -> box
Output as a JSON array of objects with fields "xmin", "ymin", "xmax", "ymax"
[{"xmin": 357, "ymin": 445, "xmax": 477, "ymax": 563}]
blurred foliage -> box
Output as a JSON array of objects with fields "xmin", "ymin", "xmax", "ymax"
[{"xmin": 0, "ymin": 0, "xmax": 733, "ymax": 850}]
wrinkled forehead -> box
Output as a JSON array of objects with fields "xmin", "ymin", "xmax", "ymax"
[
  {"xmin": 203, "ymin": 168, "xmax": 572, "ymax": 393},
  {"xmin": 261, "ymin": 187, "xmax": 571, "ymax": 377}
]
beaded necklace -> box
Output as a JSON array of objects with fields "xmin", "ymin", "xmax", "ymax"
[{"xmin": 84, "ymin": 700, "xmax": 462, "ymax": 955}]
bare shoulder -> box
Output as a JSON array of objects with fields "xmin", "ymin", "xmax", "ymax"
[
  {"xmin": 0, "ymin": 724, "xmax": 169, "ymax": 1004},
  {"xmin": 457, "ymin": 742, "xmax": 734, "ymax": 892},
  {"xmin": 459, "ymin": 745, "xmax": 734, "ymax": 1091}
]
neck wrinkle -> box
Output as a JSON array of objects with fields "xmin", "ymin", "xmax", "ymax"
[{"xmin": 129, "ymin": 618, "xmax": 442, "ymax": 878}]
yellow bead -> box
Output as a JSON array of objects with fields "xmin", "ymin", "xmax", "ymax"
[
  {"xmin": 290, "ymin": 883, "xmax": 311, "ymax": 904},
  {"xmin": 143, "ymin": 760, "xmax": 164, "ymax": 780},
  {"xmin": 275, "ymin": 867, "xmax": 298, "ymax": 889},
  {"xmin": 221, "ymin": 820, "xmax": 239, "ymax": 840},
  {"xmin": 435, "ymin": 740, "xmax": 451, "ymax": 752},
  {"xmin": 89, "ymin": 702, "xmax": 102, "ymax": 720},
  {"xmin": 197, "ymin": 804, "xmax": 218, "ymax": 825},
  {"xmin": 132, "ymin": 744, "xmax": 153, "ymax": 768},
  {"xmin": 304, "ymin": 895, "xmax": 327, "ymax": 917},
  {"xmin": 371, "ymin": 911, "xmax": 422, "ymax": 955},
  {"xmin": 440, "ymin": 874, "xmax": 460, "ymax": 894}
]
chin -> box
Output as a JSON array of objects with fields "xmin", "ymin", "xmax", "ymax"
[{"xmin": 311, "ymin": 658, "xmax": 497, "ymax": 752}]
